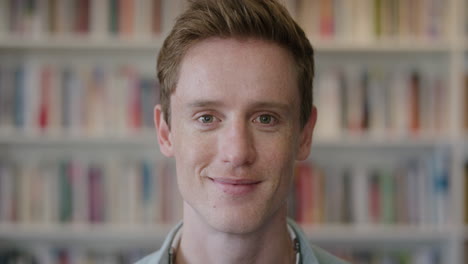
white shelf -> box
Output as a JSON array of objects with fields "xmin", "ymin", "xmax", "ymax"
[
  {"xmin": 313, "ymin": 137, "xmax": 452, "ymax": 149},
  {"xmin": 0, "ymin": 37, "xmax": 451, "ymax": 53},
  {"xmin": 301, "ymin": 225, "xmax": 452, "ymax": 243},
  {"xmin": 0, "ymin": 133, "xmax": 158, "ymax": 147},
  {"xmin": 0, "ymin": 224, "xmax": 450, "ymax": 246},
  {"xmin": 0, "ymin": 37, "xmax": 165, "ymax": 51},
  {"xmin": 0, "ymin": 223, "xmax": 173, "ymax": 247},
  {"xmin": 312, "ymin": 39, "xmax": 451, "ymax": 53}
]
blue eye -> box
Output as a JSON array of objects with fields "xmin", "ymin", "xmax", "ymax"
[
  {"xmin": 198, "ymin": 115, "xmax": 214, "ymax": 123},
  {"xmin": 255, "ymin": 114, "xmax": 276, "ymax": 124},
  {"xmin": 259, "ymin": 115, "xmax": 272, "ymax": 124}
]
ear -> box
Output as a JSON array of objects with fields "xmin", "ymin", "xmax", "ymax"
[
  {"xmin": 296, "ymin": 106, "xmax": 317, "ymax": 161},
  {"xmin": 154, "ymin": 105, "xmax": 174, "ymax": 157}
]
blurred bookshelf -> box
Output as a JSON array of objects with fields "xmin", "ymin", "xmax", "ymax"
[{"xmin": 0, "ymin": 0, "xmax": 467, "ymax": 263}]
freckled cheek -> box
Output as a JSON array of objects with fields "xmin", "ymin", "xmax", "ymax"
[
  {"xmin": 255, "ymin": 132, "xmax": 296, "ymax": 163},
  {"xmin": 259, "ymin": 133, "xmax": 297, "ymax": 182},
  {"xmin": 172, "ymin": 128, "xmax": 218, "ymax": 177}
]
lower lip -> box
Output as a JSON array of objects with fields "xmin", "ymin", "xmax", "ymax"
[{"xmin": 210, "ymin": 179, "xmax": 260, "ymax": 196}]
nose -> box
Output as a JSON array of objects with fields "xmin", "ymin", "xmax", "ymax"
[{"xmin": 219, "ymin": 119, "xmax": 256, "ymax": 167}]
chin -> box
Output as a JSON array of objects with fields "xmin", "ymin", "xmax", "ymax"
[
  {"xmin": 200, "ymin": 201, "xmax": 283, "ymax": 235},
  {"xmin": 207, "ymin": 212, "xmax": 266, "ymax": 234}
]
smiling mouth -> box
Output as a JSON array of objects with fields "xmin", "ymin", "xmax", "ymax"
[{"xmin": 209, "ymin": 177, "xmax": 261, "ymax": 195}]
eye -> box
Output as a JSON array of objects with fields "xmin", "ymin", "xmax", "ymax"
[
  {"xmin": 198, "ymin": 115, "xmax": 216, "ymax": 123},
  {"xmin": 254, "ymin": 114, "xmax": 277, "ymax": 125}
]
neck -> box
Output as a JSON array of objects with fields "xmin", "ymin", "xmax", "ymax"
[{"xmin": 175, "ymin": 203, "xmax": 295, "ymax": 264}]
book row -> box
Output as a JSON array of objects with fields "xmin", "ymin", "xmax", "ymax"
[
  {"xmin": 314, "ymin": 65, "xmax": 449, "ymax": 139},
  {"xmin": 328, "ymin": 246, "xmax": 442, "ymax": 264},
  {"xmin": 290, "ymin": 150, "xmax": 451, "ymax": 226},
  {"xmin": 297, "ymin": 0, "xmax": 448, "ymax": 41},
  {"xmin": 0, "ymin": 245, "xmax": 442, "ymax": 264},
  {"xmin": 0, "ymin": 158, "xmax": 181, "ymax": 225},
  {"xmin": 0, "ymin": 0, "xmax": 163, "ymax": 39},
  {"xmin": 0, "ymin": 63, "xmax": 159, "ymax": 136},
  {"xmin": 0, "ymin": 151, "xmax": 450, "ymax": 227}
]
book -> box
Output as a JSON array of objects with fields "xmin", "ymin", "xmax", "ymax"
[
  {"xmin": 58, "ymin": 161, "xmax": 73, "ymax": 223},
  {"xmin": 75, "ymin": 0, "xmax": 90, "ymax": 34},
  {"xmin": 367, "ymin": 69, "xmax": 387, "ymax": 136},
  {"xmin": 465, "ymin": 161, "xmax": 468, "ymax": 224},
  {"xmin": 0, "ymin": 162, "xmax": 16, "ymax": 223},
  {"xmin": 315, "ymin": 68, "xmax": 341, "ymax": 139},
  {"xmin": 88, "ymin": 163, "xmax": 105, "ymax": 223},
  {"xmin": 409, "ymin": 70, "xmax": 421, "ymax": 134},
  {"xmin": 295, "ymin": 162, "xmax": 314, "ymax": 223},
  {"xmin": 296, "ymin": 0, "xmax": 320, "ymax": 37},
  {"xmin": 109, "ymin": 0, "xmax": 119, "ymax": 35},
  {"xmin": 465, "ymin": 73, "xmax": 468, "ymax": 131},
  {"xmin": 0, "ymin": 1, "xmax": 9, "ymax": 36},
  {"xmin": 91, "ymin": 0, "xmax": 109, "ymax": 38},
  {"xmin": 119, "ymin": 0, "xmax": 135, "ymax": 37},
  {"xmin": 151, "ymin": 0, "xmax": 163, "ymax": 35},
  {"xmin": 346, "ymin": 67, "xmax": 365, "ymax": 133},
  {"xmin": 134, "ymin": 0, "xmax": 152, "ymax": 38}
]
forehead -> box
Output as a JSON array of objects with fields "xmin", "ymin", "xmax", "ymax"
[{"xmin": 173, "ymin": 37, "xmax": 299, "ymax": 108}]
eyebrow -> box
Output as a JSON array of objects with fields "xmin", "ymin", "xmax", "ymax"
[
  {"xmin": 251, "ymin": 102, "xmax": 291, "ymax": 112},
  {"xmin": 188, "ymin": 100, "xmax": 225, "ymax": 108},
  {"xmin": 188, "ymin": 100, "xmax": 292, "ymax": 113}
]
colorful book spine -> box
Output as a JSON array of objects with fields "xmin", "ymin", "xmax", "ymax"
[
  {"xmin": 465, "ymin": 161, "xmax": 468, "ymax": 224},
  {"xmin": 465, "ymin": 73, "xmax": 468, "ymax": 131},
  {"xmin": 88, "ymin": 164, "xmax": 105, "ymax": 223},
  {"xmin": 75, "ymin": 0, "xmax": 90, "ymax": 34},
  {"xmin": 368, "ymin": 171, "xmax": 380, "ymax": 223},
  {"xmin": 152, "ymin": 0, "xmax": 162, "ymax": 34},
  {"xmin": 295, "ymin": 163, "xmax": 313, "ymax": 223},
  {"xmin": 38, "ymin": 66, "xmax": 51, "ymax": 132},
  {"xmin": 109, "ymin": 0, "xmax": 119, "ymax": 35},
  {"xmin": 0, "ymin": 64, "xmax": 14, "ymax": 132},
  {"xmin": 119, "ymin": 0, "xmax": 135, "ymax": 37},
  {"xmin": 58, "ymin": 161, "xmax": 73, "ymax": 223},
  {"xmin": 13, "ymin": 65, "xmax": 25, "ymax": 129}
]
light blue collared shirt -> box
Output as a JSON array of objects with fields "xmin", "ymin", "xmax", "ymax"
[{"xmin": 135, "ymin": 218, "xmax": 349, "ymax": 264}]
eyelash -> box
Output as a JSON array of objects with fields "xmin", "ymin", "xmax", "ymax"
[
  {"xmin": 194, "ymin": 113, "xmax": 279, "ymax": 128},
  {"xmin": 253, "ymin": 114, "xmax": 278, "ymax": 126},
  {"xmin": 197, "ymin": 114, "xmax": 219, "ymax": 124}
]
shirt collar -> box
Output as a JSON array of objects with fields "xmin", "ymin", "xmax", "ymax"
[{"xmin": 166, "ymin": 219, "xmax": 313, "ymax": 264}]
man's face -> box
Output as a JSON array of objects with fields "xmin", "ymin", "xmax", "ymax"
[{"xmin": 155, "ymin": 38, "xmax": 316, "ymax": 234}]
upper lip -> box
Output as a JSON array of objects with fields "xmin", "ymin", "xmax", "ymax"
[{"xmin": 210, "ymin": 178, "xmax": 261, "ymax": 185}]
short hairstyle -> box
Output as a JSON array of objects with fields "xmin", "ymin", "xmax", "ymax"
[{"xmin": 157, "ymin": 0, "xmax": 314, "ymax": 128}]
